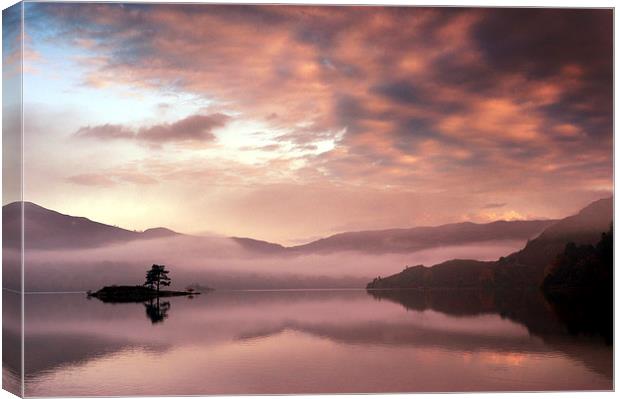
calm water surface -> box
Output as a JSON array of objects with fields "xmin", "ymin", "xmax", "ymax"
[{"xmin": 5, "ymin": 289, "xmax": 613, "ymax": 396}]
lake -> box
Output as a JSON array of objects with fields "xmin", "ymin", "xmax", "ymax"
[{"xmin": 3, "ymin": 289, "xmax": 613, "ymax": 396}]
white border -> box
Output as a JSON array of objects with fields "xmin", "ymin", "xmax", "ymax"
[{"xmin": 0, "ymin": 1, "xmax": 617, "ymax": 399}]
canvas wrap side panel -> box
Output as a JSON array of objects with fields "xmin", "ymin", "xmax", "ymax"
[{"xmin": 3, "ymin": 2, "xmax": 24, "ymax": 397}]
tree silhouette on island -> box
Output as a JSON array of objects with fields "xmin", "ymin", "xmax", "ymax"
[
  {"xmin": 88, "ymin": 264, "xmax": 204, "ymax": 302},
  {"xmin": 144, "ymin": 264, "xmax": 171, "ymax": 294}
]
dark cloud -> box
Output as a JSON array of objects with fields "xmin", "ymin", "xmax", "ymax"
[
  {"xmin": 482, "ymin": 203, "xmax": 506, "ymax": 209},
  {"xmin": 473, "ymin": 9, "xmax": 612, "ymax": 79},
  {"xmin": 74, "ymin": 113, "xmax": 230, "ymax": 144},
  {"xmin": 2, "ymin": 3, "xmax": 22, "ymax": 55},
  {"xmin": 428, "ymin": 52, "xmax": 498, "ymax": 94},
  {"xmin": 473, "ymin": 8, "xmax": 612, "ymax": 139},
  {"xmin": 137, "ymin": 113, "xmax": 229, "ymax": 142},
  {"xmin": 334, "ymin": 95, "xmax": 367, "ymax": 134},
  {"xmin": 74, "ymin": 124, "xmax": 134, "ymax": 140},
  {"xmin": 371, "ymin": 81, "xmax": 424, "ymax": 105}
]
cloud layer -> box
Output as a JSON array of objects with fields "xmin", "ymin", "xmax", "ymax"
[{"xmin": 21, "ymin": 4, "xmax": 613, "ymax": 242}]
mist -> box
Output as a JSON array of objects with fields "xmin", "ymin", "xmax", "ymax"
[{"xmin": 17, "ymin": 235, "xmax": 527, "ymax": 291}]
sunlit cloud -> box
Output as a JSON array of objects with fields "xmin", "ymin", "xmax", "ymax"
[{"xmin": 16, "ymin": 4, "xmax": 613, "ymax": 242}]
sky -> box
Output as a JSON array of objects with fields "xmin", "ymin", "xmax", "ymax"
[{"xmin": 4, "ymin": 4, "xmax": 613, "ymax": 244}]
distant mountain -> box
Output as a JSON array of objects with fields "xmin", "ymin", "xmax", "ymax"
[
  {"xmin": 290, "ymin": 219, "xmax": 557, "ymax": 254},
  {"xmin": 1, "ymin": 202, "xmax": 288, "ymax": 252},
  {"xmin": 2, "ymin": 202, "xmax": 179, "ymax": 250},
  {"xmin": 2, "ymin": 201, "xmax": 559, "ymax": 255},
  {"xmin": 141, "ymin": 227, "xmax": 179, "ymax": 239},
  {"xmin": 230, "ymin": 237, "xmax": 286, "ymax": 254},
  {"xmin": 536, "ymin": 197, "xmax": 613, "ymax": 243},
  {"xmin": 368, "ymin": 197, "xmax": 613, "ymax": 289}
]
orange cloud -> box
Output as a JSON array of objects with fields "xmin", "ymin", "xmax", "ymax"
[{"xmin": 21, "ymin": 4, "xmax": 613, "ymax": 240}]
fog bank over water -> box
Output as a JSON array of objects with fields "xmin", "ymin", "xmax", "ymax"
[{"xmin": 19, "ymin": 235, "xmax": 526, "ymax": 291}]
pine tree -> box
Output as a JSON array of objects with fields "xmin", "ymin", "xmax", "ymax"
[{"xmin": 144, "ymin": 264, "xmax": 171, "ymax": 294}]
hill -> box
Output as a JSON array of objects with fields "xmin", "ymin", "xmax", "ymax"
[
  {"xmin": 230, "ymin": 237, "xmax": 286, "ymax": 254},
  {"xmin": 368, "ymin": 259, "xmax": 495, "ymax": 289},
  {"xmin": 2, "ymin": 202, "xmax": 292, "ymax": 253},
  {"xmin": 368, "ymin": 197, "xmax": 613, "ymax": 289},
  {"xmin": 2, "ymin": 202, "xmax": 178, "ymax": 250}
]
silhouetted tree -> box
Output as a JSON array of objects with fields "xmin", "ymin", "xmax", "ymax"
[
  {"xmin": 144, "ymin": 264, "xmax": 171, "ymax": 294},
  {"xmin": 542, "ymin": 225, "xmax": 613, "ymax": 291}
]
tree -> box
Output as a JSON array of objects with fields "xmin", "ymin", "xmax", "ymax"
[
  {"xmin": 144, "ymin": 264, "xmax": 171, "ymax": 294},
  {"xmin": 542, "ymin": 225, "xmax": 613, "ymax": 291}
]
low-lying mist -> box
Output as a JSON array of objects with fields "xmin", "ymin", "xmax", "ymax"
[{"xmin": 14, "ymin": 235, "xmax": 526, "ymax": 291}]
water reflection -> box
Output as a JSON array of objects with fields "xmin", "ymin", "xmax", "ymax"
[
  {"xmin": 367, "ymin": 288, "xmax": 613, "ymax": 380},
  {"xmin": 144, "ymin": 298, "xmax": 171, "ymax": 324},
  {"xmin": 87, "ymin": 290, "xmax": 179, "ymax": 325},
  {"xmin": 20, "ymin": 289, "xmax": 612, "ymax": 396},
  {"xmin": 367, "ymin": 288, "xmax": 612, "ymax": 344}
]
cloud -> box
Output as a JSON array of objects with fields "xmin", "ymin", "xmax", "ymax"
[
  {"xmin": 482, "ymin": 203, "xmax": 506, "ymax": 209},
  {"xmin": 23, "ymin": 4, "xmax": 613, "ymax": 240},
  {"xmin": 67, "ymin": 173, "xmax": 117, "ymax": 187},
  {"xmin": 74, "ymin": 113, "xmax": 230, "ymax": 144},
  {"xmin": 67, "ymin": 171, "xmax": 158, "ymax": 187},
  {"xmin": 74, "ymin": 124, "xmax": 134, "ymax": 140},
  {"xmin": 239, "ymin": 144, "xmax": 282, "ymax": 152},
  {"xmin": 137, "ymin": 113, "xmax": 229, "ymax": 142}
]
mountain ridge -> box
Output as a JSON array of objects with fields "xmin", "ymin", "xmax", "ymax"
[
  {"xmin": 288, "ymin": 219, "xmax": 557, "ymax": 254},
  {"xmin": 3, "ymin": 200, "xmax": 604, "ymax": 256}
]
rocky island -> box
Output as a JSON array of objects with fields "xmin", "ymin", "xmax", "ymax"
[
  {"xmin": 88, "ymin": 264, "xmax": 207, "ymax": 303},
  {"xmin": 87, "ymin": 285, "xmax": 198, "ymax": 303}
]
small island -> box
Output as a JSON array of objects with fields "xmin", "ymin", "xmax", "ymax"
[
  {"xmin": 88, "ymin": 285, "xmax": 197, "ymax": 302},
  {"xmin": 87, "ymin": 264, "xmax": 204, "ymax": 303}
]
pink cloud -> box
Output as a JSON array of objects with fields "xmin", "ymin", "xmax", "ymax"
[
  {"xmin": 67, "ymin": 173, "xmax": 117, "ymax": 187},
  {"xmin": 24, "ymin": 5, "xmax": 613, "ymax": 240},
  {"xmin": 67, "ymin": 170, "xmax": 158, "ymax": 187}
]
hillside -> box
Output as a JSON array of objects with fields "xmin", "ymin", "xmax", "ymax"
[
  {"xmin": 368, "ymin": 259, "xmax": 495, "ymax": 289},
  {"xmin": 2, "ymin": 202, "xmax": 178, "ymax": 250},
  {"xmin": 368, "ymin": 197, "xmax": 613, "ymax": 289},
  {"xmin": 230, "ymin": 237, "xmax": 286, "ymax": 254},
  {"xmin": 542, "ymin": 225, "xmax": 613, "ymax": 292},
  {"xmin": 2, "ymin": 202, "xmax": 290, "ymax": 252},
  {"xmin": 495, "ymin": 197, "xmax": 613, "ymax": 287}
]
